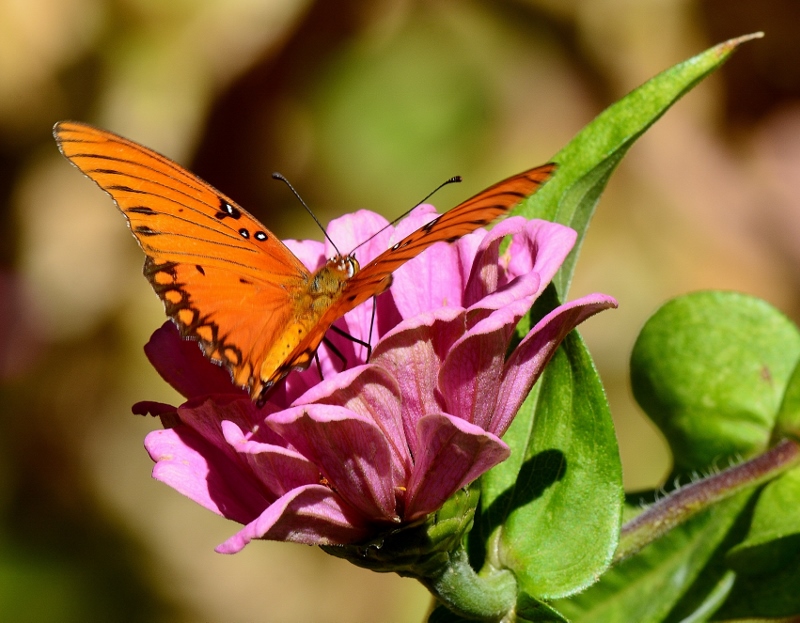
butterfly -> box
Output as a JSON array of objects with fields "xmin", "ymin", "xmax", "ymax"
[{"xmin": 54, "ymin": 121, "xmax": 556, "ymax": 405}]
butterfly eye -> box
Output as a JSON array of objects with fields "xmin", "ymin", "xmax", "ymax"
[{"xmin": 346, "ymin": 257, "xmax": 359, "ymax": 278}]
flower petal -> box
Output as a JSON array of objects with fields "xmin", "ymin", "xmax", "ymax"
[
  {"xmin": 283, "ymin": 238, "xmax": 326, "ymax": 272},
  {"xmin": 404, "ymin": 413, "xmax": 509, "ymax": 520},
  {"xmin": 215, "ymin": 484, "xmax": 371, "ymax": 553},
  {"xmin": 293, "ymin": 364, "xmax": 410, "ymax": 484},
  {"xmin": 146, "ymin": 427, "xmax": 267, "ymax": 524},
  {"xmin": 268, "ymin": 405, "xmax": 399, "ymax": 521},
  {"xmin": 504, "ymin": 219, "xmax": 577, "ymax": 287},
  {"xmin": 492, "ymin": 293, "xmax": 618, "ymax": 435},
  {"xmin": 437, "ymin": 321, "xmax": 508, "ymax": 432},
  {"xmin": 221, "ymin": 421, "xmax": 321, "ymax": 498},
  {"xmin": 371, "ymin": 308, "xmax": 466, "ymax": 455},
  {"xmin": 390, "ymin": 218, "xmax": 485, "ymax": 318},
  {"xmin": 144, "ymin": 322, "xmax": 243, "ymax": 399},
  {"xmin": 177, "ymin": 394, "xmax": 282, "ymax": 449},
  {"xmin": 463, "ymin": 216, "xmax": 528, "ymax": 306},
  {"xmin": 325, "ymin": 209, "xmax": 392, "ymax": 262}
]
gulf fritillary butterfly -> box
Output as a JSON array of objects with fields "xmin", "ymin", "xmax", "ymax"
[{"xmin": 54, "ymin": 121, "xmax": 556, "ymax": 405}]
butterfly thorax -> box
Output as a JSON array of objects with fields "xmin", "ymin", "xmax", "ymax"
[
  {"xmin": 300, "ymin": 254, "xmax": 360, "ymax": 325},
  {"xmin": 257, "ymin": 254, "xmax": 361, "ymax": 392}
]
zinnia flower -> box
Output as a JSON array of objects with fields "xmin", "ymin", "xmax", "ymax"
[{"xmin": 137, "ymin": 205, "xmax": 617, "ymax": 554}]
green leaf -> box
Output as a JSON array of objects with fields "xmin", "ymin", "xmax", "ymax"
[
  {"xmin": 715, "ymin": 558, "xmax": 800, "ymax": 620},
  {"xmin": 715, "ymin": 534, "xmax": 800, "ymax": 618},
  {"xmin": 729, "ymin": 466, "xmax": 800, "ymax": 563},
  {"xmin": 715, "ymin": 472, "xmax": 800, "ymax": 618},
  {"xmin": 775, "ymin": 358, "xmax": 800, "ymax": 441},
  {"xmin": 513, "ymin": 33, "xmax": 763, "ymax": 298},
  {"xmin": 516, "ymin": 592, "xmax": 570, "ymax": 622},
  {"xmin": 721, "ymin": 466, "xmax": 800, "ymax": 617},
  {"xmin": 706, "ymin": 365, "xmax": 800, "ymax": 619},
  {"xmin": 553, "ymin": 491, "xmax": 753, "ymax": 623},
  {"xmin": 477, "ymin": 327, "xmax": 622, "ymax": 599},
  {"xmin": 630, "ymin": 291, "xmax": 800, "ymax": 472}
]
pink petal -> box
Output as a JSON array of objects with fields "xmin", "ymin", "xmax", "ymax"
[
  {"xmin": 492, "ymin": 293, "xmax": 618, "ymax": 436},
  {"xmin": 391, "ymin": 240, "xmax": 462, "ymax": 316},
  {"xmin": 505, "ymin": 220, "xmax": 577, "ymax": 287},
  {"xmin": 390, "ymin": 231, "xmax": 485, "ymax": 318},
  {"xmin": 132, "ymin": 401, "xmax": 176, "ymax": 417},
  {"xmin": 371, "ymin": 308, "xmax": 466, "ymax": 456},
  {"xmin": 326, "ymin": 209, "xmax": 392, "ymax": 262},
  {"xmin": 389, "ymin": 204, "xmax": 487, "ymax": 317},
  {"xmin": 463, "ymin": 217, "xmax": 529, "ymax": 306},
  {"xmin": 215, "ymin": 484, "xmax": 372, "ymax": 553},
  {"xmin": 437, "ymin": 321, "xmax": 509, "ymax": 431},
  {"xmin": 144, "ymin": 322, "xmax": 243, "ymax": 399},
  {"xmin": 146, "ymin": 427, "xmax": 267, "ymax": 524},
  {"xmin": 221, "ymin": 421, "xmax": 321, "ymax": 498},
  {"xmin": 283, "ymin": 238, "xmax": 326, "ymax": 272},
  {"xmin": 465, "ymin": 269, "xmax": 541, "ymax": 325},
  {"xmin": 404, "ymin": 413, "xmax": 509, "ymax": 520},
  {"xmin": 177, "ymin": 394, "xmax": 282, "ymax": 449},
  {"xmin": 293, "ymin": 364, "xmax": 410, "ymax": 485},
  {"xmin": 268, "ymin": 405, "xmax": 399, "ymax": 521}
]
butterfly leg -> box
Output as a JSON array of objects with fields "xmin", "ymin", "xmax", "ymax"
[
  {"xmin": 328, "ymin": 324, "xmax": 372, "ymax": 362},
  {"xmin": 321, "ymin": 336, "xmax": 347, "ymax": 375},
  {"xmin": 366, "ymin": 297, "xmax": 377, "ymax": 361},
  {"xmin": 313, "ymin": 350, "xmax": 324, "ymax": 381}
]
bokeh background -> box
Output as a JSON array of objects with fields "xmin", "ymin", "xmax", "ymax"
[{"xmin": 1, "ymin": 1, "xmax": 799, "ymax": 621}]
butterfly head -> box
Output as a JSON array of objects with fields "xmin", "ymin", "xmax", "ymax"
[{"xmin": 328, "ymin": 254, "xmax": 359, "ymax": 279}]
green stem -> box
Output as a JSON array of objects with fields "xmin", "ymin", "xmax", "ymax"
[
  {"xmin": 420, "ymin": 546, "xmax": 517, "ymax": 622},
  {"xmin": 615, "ymin": 439, "xmax": 800, "ymax": 563}
]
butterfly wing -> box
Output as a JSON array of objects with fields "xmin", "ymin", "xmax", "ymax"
[
  {"xmin": 340, "ymin": 163, "xmax": 557, "ymax": 313},
  {"xmin": 279, "ymin": 163, "xmax": 557, "ymax": 381},
  {"xmin": 54, "ymin": 121, "xmax": 314, "ymax": 398}
]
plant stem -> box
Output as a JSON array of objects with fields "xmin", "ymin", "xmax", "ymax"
[
  {"xmin": 614, "ymin": 439, "xmax": 800, "ymax": 563},
  {"xmin": 420, "ymin": 546, "xmax": 517, "ymax": 622}
]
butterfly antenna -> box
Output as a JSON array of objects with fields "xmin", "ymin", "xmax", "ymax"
[
  {"xmin": 272, "ymin": 172, "xmax": 341, "ymax": 255},
  {"xmin": 350, "ymin": 175, "xmax": 462, "ymax": 254}
]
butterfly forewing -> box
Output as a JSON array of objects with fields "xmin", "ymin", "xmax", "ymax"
[
  {"xmin": 54, "ymin": 121, "xmax": 313, "ymax": 398},
  {"xmin": 54, "ymin": 121, "xmax": 308, "ymax": 280}
]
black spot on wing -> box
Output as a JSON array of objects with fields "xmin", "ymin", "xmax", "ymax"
[
  {"xmin": 128, "ymin": 206, "xmax": 158, "ymax": 215},
  {"xmin": 134, "ymin": 225, "xmax": 158, "ymax": 236},
  {"xmin": 214, "ymin": 197, "xmax": 242, "ymax": 221},
  {"xmin": 109, "ymin": 184, "xmax": 147, "ymax": 194},
  {"xmin": 254, "ymin": 231, "xmax": 268, "ymax": 241},
  {"xmin": 195, "ymin": 265, "xmax": 206, "ymax": 276},
  {"xmin": 422, "ymin": 217, "xmax": 440, "ymax": 233}
]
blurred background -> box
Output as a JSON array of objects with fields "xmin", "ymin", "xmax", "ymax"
[{"xmin": 1, "ymin": 0, "xmax": 798, "ymax": 621}]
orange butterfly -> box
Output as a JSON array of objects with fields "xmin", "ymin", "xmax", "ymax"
[{"xmin": 54, "ymin": 121, "xmax": 555, "ymax": 405}]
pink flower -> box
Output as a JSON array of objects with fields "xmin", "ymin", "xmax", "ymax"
[{"xmin": 138, "ymin": 206, "xmax": 617, "ymax": 553}]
